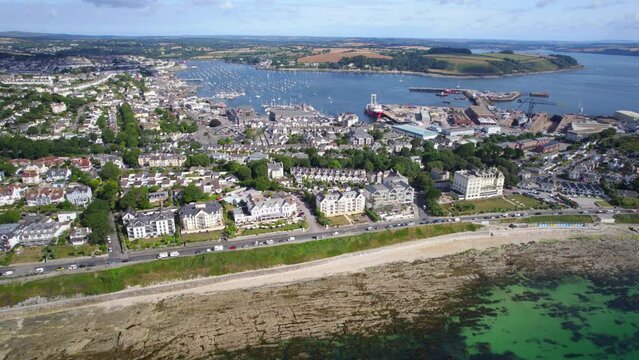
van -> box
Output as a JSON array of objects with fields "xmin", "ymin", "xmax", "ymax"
[
  {"xmin": 169, "ymin": 251, "xmax": 180, "ymax": 257},
  {"xmin": 213, "ymin": 245, "xmax": 224, "ymax": 252},
  {"xmin": 157, "ymin": 252, "xmax": 169, "ymax": 259},
  {"xmin": 288, "ymin": 236, "xmax": 296, "ymax": 241}
]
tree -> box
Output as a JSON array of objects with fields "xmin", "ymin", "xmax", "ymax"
[
  {"xmin": 97, "ymin": 180, "xmax": 120, "ymax": 209},
  {"xmin": 123, "ymin": 149, "xmax": 140, "ymax": 168},
  {"xmin": 209, "ymin": 119, "xmax": 222, "ymax": 127},
  {"xmin": 0, "ymin": 161, "xmax": 16, "ymax": 176},
  {"xmin": 119, "ymin": 187, "xmax": 150, "ymax": 210},
  {"xmin": 81, "ymin": 199, "xmax": 112, "ymax": 245},
  {"xmin": 254, "ymin": 177, "xmax": 272, "ymax": 191},
  {"xmin": 0, "ymin": 210, "xmax": 20, "ymax": 224},
  {"xmin": 99, "ymin": 162, "xmax": 121, "ymax": 182},
  {"xmin": 186, "ymin": 154, "xmax": 211, "ymax": 167},
  {"xmin": 182, "ymin": 183, "xmax": 205, "ymax": 204}
]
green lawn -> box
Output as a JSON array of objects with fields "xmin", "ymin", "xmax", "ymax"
[
  {"xmin": 596, "ymin": 200, "xmax": 613, "ymax": 208},
  {"xmin": 614, "ymin": 214, "xmax": 639, "ymax": 224},
  {"xmin": 506, "ymin": 195, "xmax": 551, "ymax": 210},
  {"xmin": 621, "ymin": 198, "xmax": 639, "ymax": 209},
  {"xmin": 238, "ymin": 221, "xmax": 307, "ymax": 237},
  {"xmin": 444, "ymin": 195, "xmax": 551, "ymax": 216},
  {"xmin": 0, "ymin": 246, "xmax": 43, "ymax": 265},
  {"xmin": 53, "ymin": 245, "xmax": 103, "ymax": 259},
  {"xmin": 328, "ymin": 215, "xmax": 351, "ymax": 227},
  {"xmin": 504, "ymin": 215, "xmax": 594, "ymax": 224},
  {"xmin": 125, "ymin": 235, "xmax": 180, "ymax": 251},
  {"xmin": 180, "ymin": 231, "xmax": 222, "ymax": 243},
  {"xmin": 0, "ymin": 223, "xmax": 480, "ymax": 307}
]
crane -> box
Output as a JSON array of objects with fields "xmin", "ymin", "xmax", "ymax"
[{"xmin": 516, "ymin": 97, "xmax": 557, "ymax": 117}]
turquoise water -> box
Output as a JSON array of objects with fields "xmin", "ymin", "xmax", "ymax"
[
  {"xmin": 229, "ymin": 274, "xmax": 639, "ymax": 359},
  {"xmin": 462, "ymin": 276, "xmax": 639, "ymax": 359},
  {"xmin": 178, "ymin": 52, "xmax": 639, "ymax": 118}
]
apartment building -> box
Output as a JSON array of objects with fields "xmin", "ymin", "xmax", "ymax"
[
  {"xmin": 316, "ymin": 190, "xmax": 366, "ymax": 217},
  {"xmin": 179, "ymin": 201, "xmax": 225, "ymax": 234},
  {"xmin": 451, "ymin": 168, "xmax": 505, "ymax": 200},
  {"xmin": 138, "ymin": 153, "xmax": 187, "ymax": 168},
  {"xmin": 232, "ymin": 194, "xmax": 297, "ymax": 226},
  {"xmin": 363, "ymin": 171, "xmax": 415, "ymax": 210},
  {"xmin": 122, "ymin": 208, "xmax": 176, "ymax": 240}
]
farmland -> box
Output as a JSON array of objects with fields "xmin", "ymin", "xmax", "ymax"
[{"xmin": 297, "ymin": 48, "xmax": 392, "ymax": 63}]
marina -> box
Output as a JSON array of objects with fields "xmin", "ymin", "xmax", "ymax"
[{"xmin": 177, "ymin": 52, "xmax": 639, "ymax": 118}]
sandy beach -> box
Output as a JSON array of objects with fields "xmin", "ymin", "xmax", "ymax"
[
  {"xmin": 1, "ymin": 225, "xmax": 636, "ymax": 360},
  {"xmin": 0, "ymin": 225, "xmax": 609, "ymax": 318}
]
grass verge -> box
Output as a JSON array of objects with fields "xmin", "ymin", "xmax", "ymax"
[
  {"xmin": 614, "ymin": 214, "xmax": 639, "ymax": 224},
  {"xmin": 504, "ymin": 215, "xmax": 594, "ymax": 224},
  {"xmin": 0, "ymin": 223, "xmax": 480, "ymax": 308}
]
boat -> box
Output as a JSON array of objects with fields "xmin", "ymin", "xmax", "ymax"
[
  {"xmin": 436, "ymin": 91, "xmax": 449, "ymax": 97},
  {"xmin": 530, "ymin": 92, "xmax": 550, "ymax": 98},
  {"xmin": 365, "ymin": 94, "xmax": 384, "ymax": 119}
]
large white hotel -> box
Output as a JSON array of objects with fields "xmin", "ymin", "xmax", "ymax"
[{"xmin": 451, "ymin": 168, "xmax": 505, "ymax": 200}]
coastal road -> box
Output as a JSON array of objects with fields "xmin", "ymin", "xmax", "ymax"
[{"xmin": 0, "ymin": 206, "xmax": 633, "ymax": 281}]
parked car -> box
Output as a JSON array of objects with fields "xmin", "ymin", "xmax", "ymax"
[
  {"xmin": 157, "ymin": 252, "xmax": 169, "ymax": 259},
  {"xmin": 213, "ymin": 245, "xmax": 224, "ymax": 251},
  {"xmin": 266, "ymin": 240, "xmax": 274, "ymax": 245},
  {"xmin": 229, "ymin": 245, "xmax": 237, "ymax": 250},
  {"xmin": 169, "ymin": 251, "xmax": 180, "ymax": 257},
  {"xmin": 2, "ymin": 270, "xmax": 14, "ymax": 276},
  {"xmin": 34, "ymin": 267, "xmax": 44, "ymax": 274}
]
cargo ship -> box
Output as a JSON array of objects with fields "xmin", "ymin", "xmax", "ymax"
[
  {"xmin": 530, "ymin": 91, "xmax": 550, "ymax": 98},
  {"xmin": 365, "ymin": 94, "xmax": 384, "ymax": 119}
]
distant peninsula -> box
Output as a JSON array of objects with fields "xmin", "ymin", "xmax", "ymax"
[{"xmin": 222, "ymin": 47, "xmax": 583, "ymax": 78}]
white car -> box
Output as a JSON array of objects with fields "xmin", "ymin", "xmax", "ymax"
[
  {"xmin": 34, "ymin": 267, "xmax": 44, "ymax": 274},
  {"xmin": 169, "ymin": 251, "xmax": 180, "ymax": 257},
  {"xmin": 332, "ymin": 232, "xmax": 340, "ymax": 236},
  {"xmin": 68, "ymin": 264, "xmax": 78, "ymax": 270},
  {"xmin": 266, "ymin": 239, "xmax": 274, "ymax": 245},
  {"xmin": 2, "ymin": 270, "xmax": 14, "ymax": 276},
  {"xmin": 213, "ymin": 245, "xmax": 224, "ymax": 251}
]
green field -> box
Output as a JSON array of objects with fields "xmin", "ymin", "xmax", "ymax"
[
  {"xmin": 596, "ymin": 200, "xmax": 613, "ymax": 208},
  {"xmin": 0, "ymin": 223, "xmax": 480, "ymax": 307},
  {"xmin": 505, "ymin": 215, "xmax": 594, "ymax": 224},
  {"xmin": 443, "ymin": 195, "xmax": 549, "ymax": 216},
  {"xmin": 614, "ymin": 214, "xmax": 639, "ymax": 224},
  {"xmin": 621, "ymin": 197, "xmax": 639, "ymax": 209},
  {"xmin": 426, "ymin": 53, "xmax": 563, "ymax": 75},
  {"xmin": 180, "ymin": 231, "xmax": 222, "ymax": 243},
  {"xmin": 238, "ymin": 221, "xmax": 307, "ymax": 237},
  {"xmin": 328, "ymin": 215, "xmax": 351, "ymax": 226}
]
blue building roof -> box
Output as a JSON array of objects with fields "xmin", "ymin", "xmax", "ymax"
[{"xmin": 392, "ymin": 124, "xmax": 439, "ymax": 140}]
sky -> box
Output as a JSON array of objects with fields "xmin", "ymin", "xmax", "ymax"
[{"xmin": 0, "ymin": 0, "xmax": 637, "ymax": 41}]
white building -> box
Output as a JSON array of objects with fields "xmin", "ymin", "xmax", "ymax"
[
  {"xmin": 267, "ymin": 162, "xmax": 285, "ymax": 180},
  {"xmin": 233, "ymin": 194, "xmax": 298, "ymax": 226},
  {"xmin": 122, "ymin": 209, "xmax": 176, "ymax": 240},
  {"xmin": 452, "ymin": 168, "xmax": 505, "ymax": 200},
  {"xmin": 179, "ymin": 201, "xmax": 225, "ymax": 234},
  {"xmin": 316, "ymin": 190, "xmax": 366, "ymax": 217}
]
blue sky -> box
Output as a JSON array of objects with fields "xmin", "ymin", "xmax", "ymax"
[{"xmin": 0, "ymin": 0, "xmax": 637, "ymax": 41}]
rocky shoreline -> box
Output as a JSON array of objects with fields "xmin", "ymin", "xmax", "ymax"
[{"xmin": 1, "ymin": 234, "xmax": 638, "ymax": 359}]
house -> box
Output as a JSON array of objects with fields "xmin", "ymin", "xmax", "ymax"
[
  {"xmin": 122, "ymin": 208, "xmax": 176, "ymax": 240},
  {"xmin": 316, "ymin": 190, "xmax": 366, "ymax": 217},
  {"xmin": 21, "ymin": 167, "xmax": 41, "ymax": 185},
  {"xmin": 233, "ymin": 193, "xmax": 298, "ymax": 226},
  {"xmin": 349, "ymin": 129, "xmax": 374, "ymax": 146},
  {"xmin": 0, "ymin": 223, "xmax": 22, "ymax": 252},
  {"xmin": 51, "ymin": 102, "xmax": 67, "ymax": 114},
  {"xmin": 25, "ymin": 187, "xmax": 65, "ymax": 207},
  {"xmin": 179, "ymin": 201, "xmax": 225, "ymax": 234},
  {"xmin": 72, "ymin": 157, "xmax": 93, "ymax": 172},
  {"xmin": 0, "ymin": 184, "xmax": 27, "ymax": 206},
  {"xmin": 46, "ymin": 168, "xmax": 72, "ymax": 183},
  {"xmin": 148, "ymin": 191, "xmax": 169, "ymax": 204},
  {"xmin": 291, "ymin": 167, "xmax": 368, "ymax": 184},
  {"xmin": 93, "ymin": 154, "xmax": 125, "ymax": 169},
  {"xmin": 138, "ymin": 153, "xmax": 187, "ymax": 167},
  {"xmin": 58, "ymin": 212, "xmax": 77, "ymax": 223},
  {"xmin": 451, "ymin": 168, "xmax": 505, "ymax": 200},
  {"xmin": 267, "ymin": 162, "xmax": 285, "ymax": 180},
  {"xmin": 69, "ymin": 227, "xmax": 91, "ymax": 246},
  {"xmin": 20, "ymin": 221, "xmax": 70, "ymax": 246},
  {"xmin": 363, "ymin": 171, "xmax": 415, "ymax": 211},
  {"xmin": 66, "ymin": 185, "xmax": 93, "ymax": 207}
]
